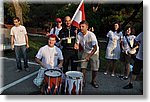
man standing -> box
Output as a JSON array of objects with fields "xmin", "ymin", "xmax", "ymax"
[
  {"xmin": 74, "ymin": 20, "xmax": 99, "ymax": 88},
  {"xmin": 10, "ymin": 17, "xmax": 29, "ymax": 72},
  {"xmin": 58, "ymin": 16, "xmax": 78, "ymax": 73}
]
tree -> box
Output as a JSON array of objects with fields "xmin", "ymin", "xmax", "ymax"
[
  {"xmin": 12, "ymin": 0, "xmax": 23, "ymax": 25},
  {"xmin": 4, "ymin": 1, "xmax": 30, "ymax": 25}
]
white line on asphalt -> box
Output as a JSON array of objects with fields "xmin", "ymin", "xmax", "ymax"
[
  {"xmin": 0, "ymin": 57, "xmax": 39, "ymax": 94},
  {"xmin": 0, "ymin": 71, "xmax": 38, "ymax": 94},
  {"xmin": 0, "ymin": 57, "xmax": 38, "ymax": 65}
]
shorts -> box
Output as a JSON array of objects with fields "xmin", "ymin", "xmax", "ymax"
[
  {"xmin": 132, "ymin": 58, "xmax": 143, "ymax": 75},
  {"xmin": 81, "ymin": 52, "xmax": 99, "ymax": 71}
]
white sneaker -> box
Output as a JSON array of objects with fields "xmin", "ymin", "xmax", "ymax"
[
  {"xmin": 111, "ymin": 73, "xmax": 115, "ymax": 77},
  {"xmin": 104, "ymin": 72, "xmax": 107, "ymax": 75}
]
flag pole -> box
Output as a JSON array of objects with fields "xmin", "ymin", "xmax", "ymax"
[{"xmin": 71, "ymin": 0, "xmax": 84, "ymax": 22}]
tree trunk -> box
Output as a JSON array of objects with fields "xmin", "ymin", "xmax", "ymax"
[{"xmin": 12, "ymin": 0, "xmax": 23, "ymax": 25}]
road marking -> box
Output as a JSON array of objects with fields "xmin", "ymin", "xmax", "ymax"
[
  {"xmin": 0, "ymin": 57, "xmax": 39, "ymax": 94},
  {"xmin": 0, "ymin": 57, "xmax": 38, "ymax": 65},
  {"xmin": 0, "ymin": 71, "xmax": 38, "ymax": 94}
]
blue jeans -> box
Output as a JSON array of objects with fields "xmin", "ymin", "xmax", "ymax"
[{"xmin": 14, "ymin": 45, "xmax": 28, "ymax": 69}]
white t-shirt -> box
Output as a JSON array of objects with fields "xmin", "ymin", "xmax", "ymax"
[
  {"xmin": 135, "ymin": 32, "xmax": 143, "ymax": 60},
  {"xmin": 123, "ymin": 35, "xmax": 136, "ymax": 52},
  {"xmin": 50, "ymin": 26, "xmax": 62, "ymax": 36},
  {"xmin": 77, "ymin": 31, "xmax": 99, "ymax": 54},
  {"xmin": 36, "ymin": 45, "xmax": 63, "ymax": 69},
  {"xmin": 105, "ymin": 30, "xmax": 123, "ymax": 59},
  {"xmin": 10, "ymin": 25, "xmax": 27, "ymax": 46}
]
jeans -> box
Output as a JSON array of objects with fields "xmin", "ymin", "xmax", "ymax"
[{"xmin": 14, "ymin": 45, "xmax": 28, "ymax": 69}]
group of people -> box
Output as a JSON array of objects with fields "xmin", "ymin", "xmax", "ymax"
[
  {"xmin": 10, "ymin": 16, "xmax": 143, "ymax": 94},
  {"xmin": 103, "ymin": 22, "xmax": 143, "ymax": 89}
]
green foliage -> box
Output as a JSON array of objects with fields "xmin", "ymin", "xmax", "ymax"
[{"xmin": 4, "ymin": 2, "xmax": 30, "ymax": 24}]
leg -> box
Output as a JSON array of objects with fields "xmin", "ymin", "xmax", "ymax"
[
  {"xmin": 81, "ymin": 68, "xmax": 86, "ymax": 87},
  {"xmin": 123, "ymin": 58, "xmax": 143, "ymax": 89},
  {"xmin": 21, "ymin": 45, "xmax": 29, "ymax": 71},
  {"xmin": 14, "ymin": 46, "xmax": 22, "ymax": 71},
  {"xmin": 90, "ymin": 53, "xmax": 99, "ymax": 88},
  {"xmin": 71, "ymin": 51, "xmax": 78, "ymax": 71},
  {"xmin": 111, "ymin": 60, "xmax": 116, "ymax": 76},
  {"xmin": 62, "ymin": 50, "xmax": 70, "ymax": 73},
  {"xmin": 104, "ymin": 59, "xmax": 111, "ymax": 74}
]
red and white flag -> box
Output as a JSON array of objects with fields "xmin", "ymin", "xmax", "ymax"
[{"xmin": 71, "ymin": 0, "xmax": 85, "ymax": 28}]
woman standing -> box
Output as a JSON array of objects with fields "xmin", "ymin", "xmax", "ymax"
[
  {"xmin": 104, "ymin": 22, "xmax": 123, "ymax": 76},
  {"xmin": 121, "ymin": 26, "xmax": 136, "ymax": 80}
]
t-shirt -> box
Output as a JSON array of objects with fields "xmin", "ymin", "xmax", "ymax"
[
  {"xmin": 35, "ymin": 45, "xmax": 63, "ymax": 69},
  {"xmin": 50, "ymin": 27, "xmax": 62, "ymax": 36},
  {"xmin": 123, "ymin": 35, "xmax": 136, "ymax": 52},
  {"xmin": 10, "ymin": 25, "xmax": 27, "ymax": 46},
  {"xmin": 77, "ymin": 31, "xmax": 99, "ymax": 54},
  {"xmin": 135, "ymin": 32, "xmax": 143, "ymax": 60}
]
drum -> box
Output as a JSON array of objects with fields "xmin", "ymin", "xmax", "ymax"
[
  {"xmin": 65, "ymin": 71, "xmax": 83, "ymax": 95},
  {"xmin": 44, "ymin": 69, "xmax": 62, "ymax": 95}
]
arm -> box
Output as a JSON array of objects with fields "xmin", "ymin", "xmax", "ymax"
[
  {"xmin": 58, "ymin": 60, "xmax": 63, "ymax": 69},
  {"xmin": 35, "ymin": 57, "xmax": 46, "ymax": 68},
  {"xmin": 85, "ymin": 45, "xmax": 97, "ymax": 61},
  {"xmin": 11, "ymin": 35, "xmax": 14, "ymax": 50},
  {"xmin": 25, "ymin": 34, "xmax": 29, "ymax": 48}
]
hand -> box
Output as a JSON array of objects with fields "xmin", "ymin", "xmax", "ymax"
[
  {"xmin": 58, "ymin": 64, "xmax": 63, "ymax": 69},
  {"xmin": 85, "ymin": 55, "xmax": 90, "ymax": 61},
  {"xmin": 74, "ymin": 43, "xmax": 79, "ymax": 50},
  {"xmin": 11, "ymin": 44, "xmax": 14, "ymax": 50},
  {"xmin": 26, "ymin": 44, "xmax": 29, "ymax": 49}
]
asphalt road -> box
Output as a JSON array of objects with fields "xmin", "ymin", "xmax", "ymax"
[{"xmin": 0, "ymin": 57, "xmax": 143, "ymax": 95}]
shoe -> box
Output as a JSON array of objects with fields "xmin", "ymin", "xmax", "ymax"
[
  {"xmin": 123, "ymin": 76, "xmax": 128, "ymax": 80},
  {"xmin": 123, "ymin": 83, "xmax": 133, "ymax": 89},
  {"xmin": 90, "ymin": 81, "xmax": 99, "ymax": 88},
  {"xmin": 117, "ymin": 75, "xmax": 124, "ymax": 79},
  {"xmin": 25, "ymin": 68, "xmax": 30, "ymax": 72},
  {"xmin": 104, "ymin": 72, "xmax": 107, "ymax": 75},
  {"xmin": 111, "ymin": 73, "xmax": 115, "ymax": 77},
  {"xmin": 16, "ymin": 69, "xmax": 22, "ymax": 72}
]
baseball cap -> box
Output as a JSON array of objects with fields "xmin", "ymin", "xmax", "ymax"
[{"xmin": 56, "ymin": 18, "xmax": 62, "ymax": 23}]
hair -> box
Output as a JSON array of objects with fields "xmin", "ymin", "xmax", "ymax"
[
  {"xmin": 124, "ymin": 26, "xmax": 135, "ymax": 35},
  {"xmin": 48, "ymin": 34, "xmax": 57, "ymax": 40},
  {"xmin": 79, "ymin": 20, "xmax": 89, "ymax": 26},
  {"xmin": 112, "ymin": 21, "xmax": 121, "ymax": 33},
  {"xmin": 13, "ymin": 17, "xmax": 20, "ymax": 22}
]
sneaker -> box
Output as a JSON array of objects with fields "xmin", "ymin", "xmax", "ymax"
[
  {"xmin": 123, "ymin": 76, "xmax": 128, "ymax": 80},
  {"xmin": 16, "ymin": 69, "xmax": 22, "ymax": 72},
  {"xmin": 90, "ymin": 81, "xmax": 99, "ymax": 88},
  {"xmin": 123, "ymin": 83, "xmax": 133, "ymax": 89},
  {"xmin": 25, "ymin": 68, "xmax": 30, "ymax": 72},
  {"xmin": 117, "ymin": 75, "xmax": 124, "ymax": 79},
  {"xmin": 104, "ymin": 72, "xmax": 108, "ymax": 75},
  {"xmin": 111, "ymin": 73, "xmax": 115, "ymax": 77}
]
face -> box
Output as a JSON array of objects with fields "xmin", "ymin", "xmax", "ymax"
[
  {"xmin": 56, "ymin": 21, "xmax": 62, "ymax": 28},
  {"xmin": 13, "ymin": 19, "xmax": 20, "ymax": 26},
  {"xmin": 48, "ymin": 37, "xmax": 56, "ymax": 47},
  {"xmin": 80, "ymin": 23, "xmax": 88, "ymax": 35},
  {"xmin": 126, "ymin": 27, "xmax": 131, "ymax": 35},
  {"xmin": 114, "ymin": 23, "xmax": 119, "ymax": 31},
  {"xmin": 65, "ymin": 16, "xmax": 72, "ymax": 27}
]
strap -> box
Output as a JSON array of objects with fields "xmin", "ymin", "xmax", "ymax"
[
  {"xmin": 53, "ymin": 27, "xmax": 56, "ymax": 34},
  {"xmin": 125, "ymin": 35, "xmax": 133, "ymax": 49}
]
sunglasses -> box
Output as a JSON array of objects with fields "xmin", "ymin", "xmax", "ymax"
[{"xmin": 57, "ymin": 21, "xmax": 62, "ymax": 23}]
